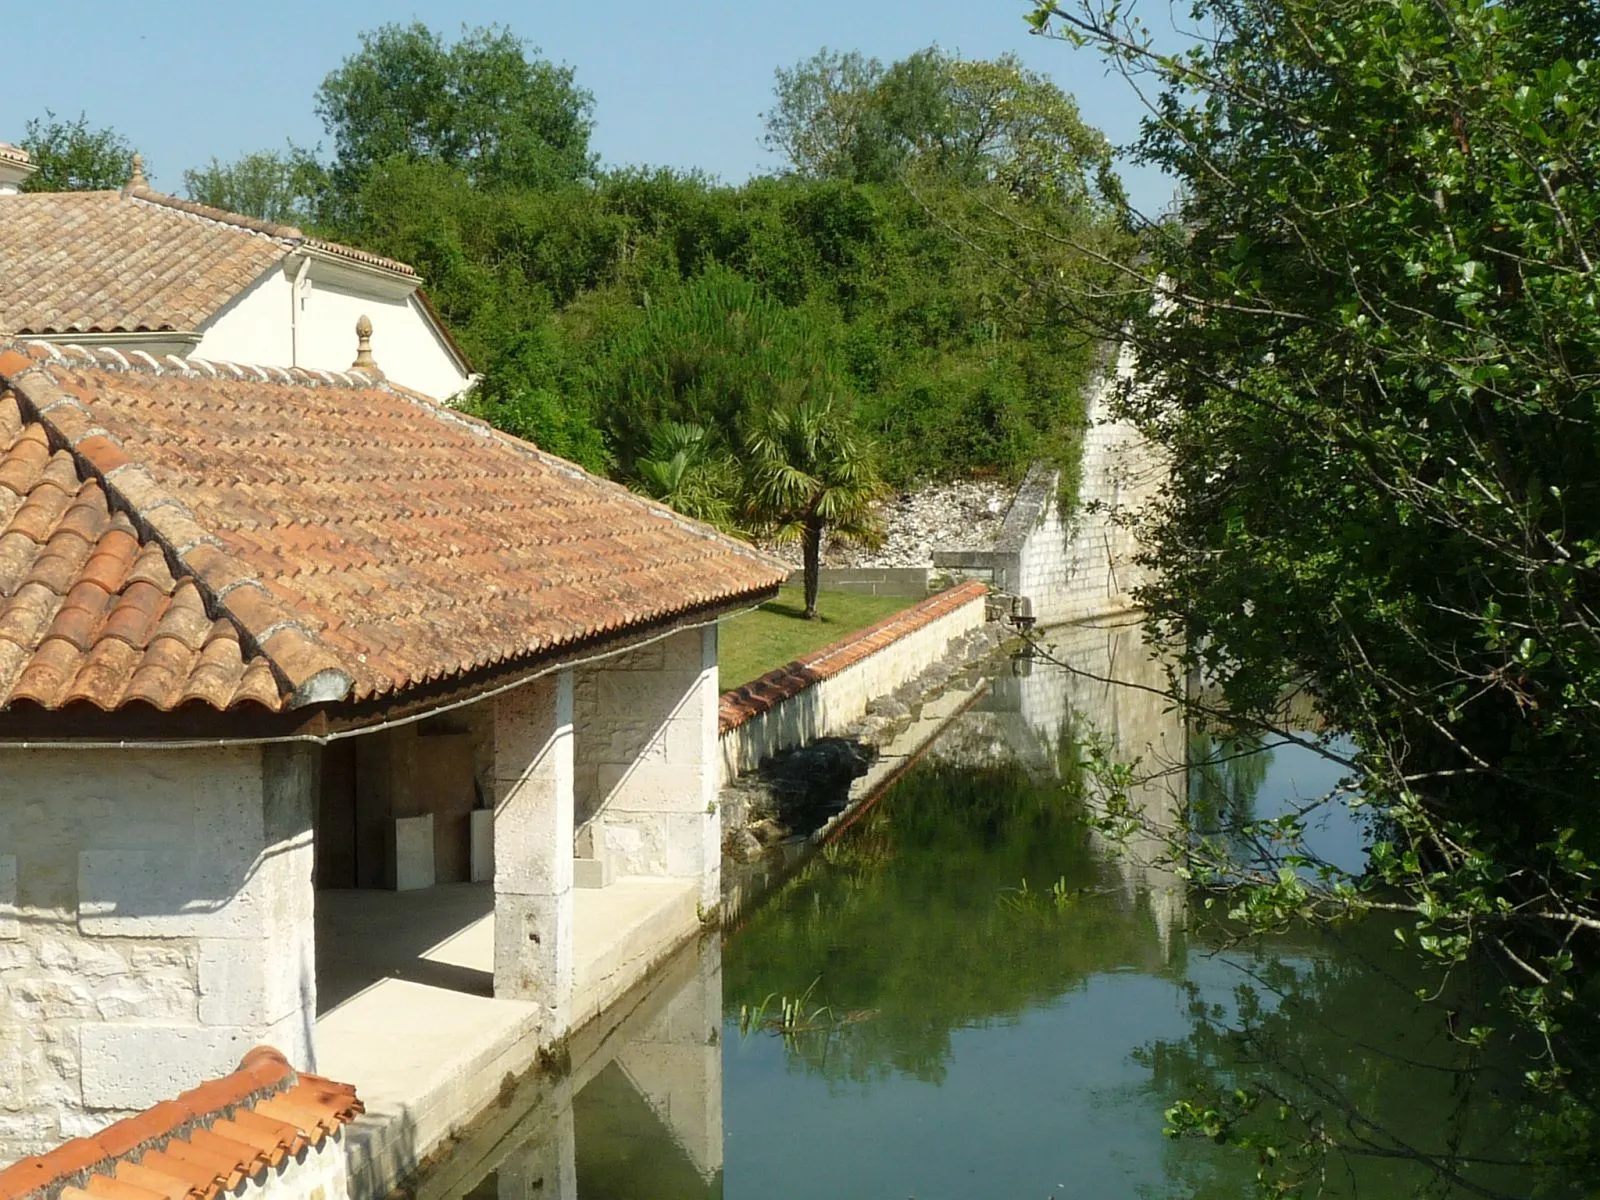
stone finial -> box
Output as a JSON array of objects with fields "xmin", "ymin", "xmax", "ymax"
[
  {"xmin": 126, "ymin": 152, "xmax": 147, "ymax": 190},
  {"xmin": 352, "ymin": 315, "xmax": 376, "ymax": 371}
]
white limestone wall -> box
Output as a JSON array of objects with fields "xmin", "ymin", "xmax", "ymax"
[
  {"xmin": 575, "ymin": 628, "xmax": 720, "ymax": 907},
  {"xmin": 195, "ymin": 265, "xmax": 472, "ymax": 403},
  {"xmin": 0, "ymin": 744, "xmax": 316, "ymax": 1165},
  {"xmin": 995, "ymin": 344, "xmax": 1161, "ymax": 628},
  {"xmin": 718, "ymin": 591, "xmax": 987, "ymax": 783}
]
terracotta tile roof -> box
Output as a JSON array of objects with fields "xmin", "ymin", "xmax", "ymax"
[
  {"xmin": 0, "ymin": 186, "xmax": 412, "ymax": 338},
  {"xmin": 718, "ymin": 580, "xmax": 989, "ymax": 733},
  {"xmin": 0, "ymin": 340, "xmax": 786, "ymax": 717},
  {"xmin": 0, "ymin": 390, "xmax": 282, "ymax": 711},
  {"xmin": 0, "ymin": 1048, "xmax": 361, "ymax": 1200}
]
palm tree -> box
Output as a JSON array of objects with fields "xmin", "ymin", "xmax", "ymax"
[
  {"xmin": 633, "ymin": 421, "xmax": 740, "ymax": 531},
  {"xmin": 744, "ymin": 398, "xmax": 886, "ymax": 619}
]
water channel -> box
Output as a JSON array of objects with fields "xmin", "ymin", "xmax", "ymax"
[{"xmin": 419, "ymin": 620, "xmax": 1542, "ymax": 1200}]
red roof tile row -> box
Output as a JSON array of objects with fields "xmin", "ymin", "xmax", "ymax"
[
  {"xmin": 717, "ymin": 580, "xmax": 990, "ymax": 734},
  {"xmin": 0, "ymin": 1048, "xmax": 361, "ymax": 1200}
]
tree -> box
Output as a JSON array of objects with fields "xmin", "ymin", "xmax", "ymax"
[
  {"xmin": 763, "ymin": 46, "xmax": 1124, "ymax": 208},
  {"xmin": 183, "ymin": 148, "xmax": 325, "ymax": 224},
  {"xmin": 315, "ymin": 22, "xmax": 595, "ymax": 197},
  {"xmin": 20, "ymin": 112, "xmax": 136, "ymax": 192},
  {"xmin": 1029, "ymin": 0, "xmax": 1600, "ymax": 1184},
  {"xmin": 743, "ymin": 397, "xmax": 885, "ymax": 619},
  {"xmin": 764, "ymin": 49, "xmax": 888, "ymax": 181}
]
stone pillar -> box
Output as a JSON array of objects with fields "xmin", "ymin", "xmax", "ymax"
[
  {"xmin": 493, "ymin": 671, "xmax": 575, "ymax": 1027},
  {"xmin": 586, "ymin": 626, "xmax": 721, "ymax": 907}
]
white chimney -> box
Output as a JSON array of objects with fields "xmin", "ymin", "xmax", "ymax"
[{"xmin": 0, "ymin": 144, "xmax": 36, "ymax": 195}]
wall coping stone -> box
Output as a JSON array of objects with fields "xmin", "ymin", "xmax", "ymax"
[{"xmin": 717, "ymin": 580, "xmax": 989, "ymax": 735}]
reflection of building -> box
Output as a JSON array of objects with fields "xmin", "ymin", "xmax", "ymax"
[
  {"xmin": 415, "ymin": 937, "xmax": 725, "ymax": 1200},
  {"xmin": 941, "ymin": 617, "xmax": 1187, "ymax": 953}
]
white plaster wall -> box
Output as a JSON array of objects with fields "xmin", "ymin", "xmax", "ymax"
[
  {"xmin": 0, "ymin": 745, "xmax": 316, "ymax": 1165},
  {"xmin": 195, "ymin": 269, "xmax": 472, "ymax": 403},
  {"xmin": 575, "ymin": 628, "xmax": 720, "ymax": 905},
  {"xmin": 296, "ymin": 285, "xmax": 470, "ymax": 402},
  {"xmin": 193, "ymin": 267, "xmax": 295, "ymax": 369},
  {"xmin": 718, "ymin": 592, "xmax": 988, "ymax": 784}
]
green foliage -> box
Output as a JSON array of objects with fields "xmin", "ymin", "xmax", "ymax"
[
  {"xmin": 633, "ymin": 422, "xmax": 739, "ymax": 531},
  {"xmin": 183, "ymin": 148, "xmax": 325, "ymax": 224},
  {"xmin": 764, "ymin": 45, "xmax": 1125, "ymax": 208},
  {"xmin": 20, "ymin": 111, "xmax": 135, "ymax": 192},
  {"xmin": 315, "ymin": 22, "xmax": 595, "ymax": 196},
  {"xmin": 1034, "ymin": 0, "xmax": 1600, "ymax": 1184}
]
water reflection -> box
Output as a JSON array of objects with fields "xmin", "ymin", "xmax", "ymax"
[{"xmin": 422, "ymin": 618, "xmax": 1541, "ymax": 1199}]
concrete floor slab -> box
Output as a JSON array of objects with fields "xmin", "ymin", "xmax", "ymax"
[{"xmin": 313, "ymin": 879, "xmax": 704, "ymax": 1199}]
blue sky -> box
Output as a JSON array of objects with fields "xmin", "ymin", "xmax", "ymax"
[{"xmin": 7, "ymin": 1, "xmax": 1173, "ymax": 215}]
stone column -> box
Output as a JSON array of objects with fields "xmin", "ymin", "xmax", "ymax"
[
  {"xmin": 493, "ymin": 671, "xmax": 575, "ymax": 1027},
  {"xmin": 591, "ymin": 625, "xmax": 721, "ymax": 907}
]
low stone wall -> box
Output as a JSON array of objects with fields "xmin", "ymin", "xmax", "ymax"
[
  {"xmin": 784, "ymin": 567, "xmax": 933, "ymax": 598},
  {"xmin": 716, "ymin": 581, "xmax": 989, "ymax": 784},
  {"xmin": 934, "ymin": 344, "xmax": 1160, "ymax": 627}
]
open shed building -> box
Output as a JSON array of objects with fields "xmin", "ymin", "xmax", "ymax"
[{"xmin": 0, "ymin": 338, "xmax": 784, "ymax": 1170}]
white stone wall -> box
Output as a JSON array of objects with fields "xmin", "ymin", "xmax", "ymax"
[
  {"xmin": 0, "ymin": 745, "xmax": 316, "ymax": 1165},
  {"xmin": 718, "ymin": 591, "xmax": 988, "ymax": 783},
  {"xmin": 574, "ymin": 628, "xmax": 720, "ymax": 907},
  {"xmin": 996, "ymin": 344, "xmax": 1162, "ymax": 628}
]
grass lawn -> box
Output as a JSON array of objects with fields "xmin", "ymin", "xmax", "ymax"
[{"xmin": 719, "ymin": 585, "xmax": 918, "ymax": 689}]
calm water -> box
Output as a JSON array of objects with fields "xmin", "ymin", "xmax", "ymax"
[{"xmin": 435, "ymin": 622, "xmax": 1541, "ymax": 1200}]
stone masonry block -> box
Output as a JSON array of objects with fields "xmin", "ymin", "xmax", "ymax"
[
  {"xmin": 596, "ymin": 762, "xmax": 703, "ymax": 814},
  {"xmin": 0, "ymin": 855, "xmax": 16, "ymax": 940},
  {"xmin": 601, "ymin": 810, "xmax": 717, "ymax": 882},
  {"xmin": 80, "ymin": 1024, "xmax": 260, "ymax": 1109},
  {"xmin": 493, "ymin": 890, "xmax": 573, "ymax": 1015},
  {"xmin": 78, "ymin": 850, "xmax": 261, "ymax": 937},
  {"xmin": 494, "ymin": 673, "xmax": 572, "ymax": 785},
  {"xmin": 198, "ymin": 935, "xmax": 311, "ymax": 1028}
]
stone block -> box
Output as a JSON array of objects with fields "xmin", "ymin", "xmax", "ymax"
[
  {"xmin": 572, "ymin": 856, "xmax": 612, "ymax": 890},
  {"xmin": 198, "ymin": 935, "xmax": 311, "ymax": 1027},
  {"xmin": 493, "ymin": 783, "xmax": 572, "ymax": 896},
  {"xmin": 493, "ymin": 890, "xmax": 573, "ymax": 1013},
  {"xmin": 77, "ymin": 851, "xmax": 259, "ymax": 937},
  {"xmin": 493, "ymin": 673, "xmax": 572, "ymax": 785},
  {"xmin": 0, "ymin": 856, "xmax": 16, "ymax": 940},
  {"xmin": 596, "ymin": 762, "xmax": 702, "ymax": 814},
  {"xmin": 392, "ymin": 816, "xmax": 435, "ymax": 892},
  {"xmin": 80, "ymin": 1024, "xmax": 258, "ymax": 1109},
  {"xmin": 470, "ymin": 809, "xmax": 494, "ymax": 882}
]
